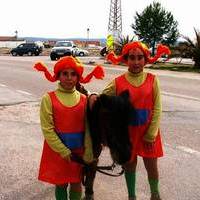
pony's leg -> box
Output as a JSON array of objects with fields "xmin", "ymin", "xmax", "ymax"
[
  {"xmin": 83, "ymin": 147, "xmax": 102, "ymax": 200},
  {"xmin": 83, "ymin": 160, "xmax": 98, "ymax": 200}
]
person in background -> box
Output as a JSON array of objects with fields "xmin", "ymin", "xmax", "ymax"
[{"xmin": 34, "ymin": 56, "xmax": 104, "ymax": 200}]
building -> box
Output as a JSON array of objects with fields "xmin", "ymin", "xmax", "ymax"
[{"xmin": 0, "ymin": 36, "xmax": 25, "ymax": 48}]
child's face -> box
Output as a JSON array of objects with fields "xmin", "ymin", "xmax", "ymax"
[
  {"xmin": 127, "ymin": 48, "xmax": 146, "ymax": 74},
  {"xmin": 58, "ymin": 68, "xmax": 78, "ymax": 90}
]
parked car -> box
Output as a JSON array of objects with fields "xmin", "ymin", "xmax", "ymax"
[
  {"xmin": 10, "ymin": 43, "xmax": 43, "ymax": 56},
  {"xmin": 74, "ymin": 48, "xmax": 89, "ymax": 56},
  {"xmin": 50, "ymin": 41, "xmax": 76, "ymax": 60}
]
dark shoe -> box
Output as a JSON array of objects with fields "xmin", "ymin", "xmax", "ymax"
[
  {"xmin": 150, "ymin": 193, "xmax": 162, "ymax": 200},
  {"xmin": 82, "ymin": 194, "xmax": 94, "ymax": 200},
  {"xmin": 129, "ymin": 196, "xmax": 136, "ymax": 200}
]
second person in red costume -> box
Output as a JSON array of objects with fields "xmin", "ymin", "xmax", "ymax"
[{"xmin": 102, "ymin": 41, "xmax": 171, "ymax": 200}]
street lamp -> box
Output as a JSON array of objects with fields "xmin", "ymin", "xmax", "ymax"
[
  {"xmin": 87, "ymin": 28, "xmax": 90, "ymax": 47},
  {"xmin": 15, "ymin": 30, "xmax": 18, "ymax": 39}
]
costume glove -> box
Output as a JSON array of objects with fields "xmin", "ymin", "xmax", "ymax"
[
  {"xmin": 83, "ymin": 146, "xmax": 93, "ymax": 164},
  {"xmin": 63, "ymin": 148, "xmax": 72, "ymax": 162},
  {"xmin": 83, "ymin": 123, "xmax": 94, "ymax": 164}
]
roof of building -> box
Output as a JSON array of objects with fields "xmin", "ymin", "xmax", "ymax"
[{"xmin": 0, "ymin": 36, "xmax": 24, "ymax": 41}]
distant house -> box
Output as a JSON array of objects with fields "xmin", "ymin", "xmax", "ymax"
[
  {"xmin": 0, "ymin": 36, "xmax": 26, "ymax": 48},
  {"xmin": 46, "ymin": 39, "xmax": 102, "ymax": 48},
  {"xmin": 73, "ymin": 40, "xmax": 101, "ymax": 47}
]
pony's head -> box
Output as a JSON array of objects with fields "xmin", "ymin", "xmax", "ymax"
[{"xmin": 87, "ymin": 90, "xmax": 132, "ymax": 165}]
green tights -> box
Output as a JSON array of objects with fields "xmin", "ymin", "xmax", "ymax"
[
  {"xmin": 125, "ymin": 171, "xmax": 136, "ymax": 198},
  {"xmin": 55, "ymin": 185, "xmax": 82, "ymax": 200},
  {"xmin": 148, "ymin": 178, "xmax": 160, "ymax": 195},
  {"xmin": 125, "ymin": 172, "xmax": 160, "ymax": 197}
]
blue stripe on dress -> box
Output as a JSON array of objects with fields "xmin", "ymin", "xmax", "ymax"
[
  {"xmin": 57, "ymin": 132, "xmax": 84, "ymax": 149},
  {"xmin": 129, "ymin": 108, "xmax": 150, "ymax": 126}
]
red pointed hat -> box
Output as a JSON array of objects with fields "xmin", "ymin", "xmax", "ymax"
[
  {"xmin": 34, "ymin": 56, "xmax": 104, "ymax": 83},
  {"xmin": 106, "ymin": 41, "xmax": 171, "ymax": 65}
]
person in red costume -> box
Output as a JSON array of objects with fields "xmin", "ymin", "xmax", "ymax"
[
  {"xmin": 89, "ymin": 41, "xmax": 170, "ymax": 200},
  {"xmin": 105, "ymin": 42, "xmax": 170, "ymax": 200},
  {"xmin": 33, "ymin": 56, "xmax": 104, "ymax": 200}
]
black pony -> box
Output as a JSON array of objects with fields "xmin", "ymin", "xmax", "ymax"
[{"xmin": 83, "ymin": 90, "xmax": 133, "ymax": 200}]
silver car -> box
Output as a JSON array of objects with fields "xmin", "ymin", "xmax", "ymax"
[{"xmin": 74, "ymin": 48, "xmax": 89, "ymax": 56}]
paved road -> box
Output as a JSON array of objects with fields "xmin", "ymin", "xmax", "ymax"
[{"xmin": 0, "ymin": 56, "xmax": 200, "ymax": 200}]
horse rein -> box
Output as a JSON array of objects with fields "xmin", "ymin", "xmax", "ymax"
[{"xmin": 95, "ymin": 162, "xmax": 124, "ymax": 177}]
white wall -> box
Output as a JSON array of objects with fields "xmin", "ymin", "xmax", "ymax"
[{"xmin": 0, "ymin": 41, "xmax": 26, "ymax": 48}]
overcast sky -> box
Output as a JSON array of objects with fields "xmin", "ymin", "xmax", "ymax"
[{"xmin": 1, "ymin": 0, "xmax": 199, "ymax": 39}]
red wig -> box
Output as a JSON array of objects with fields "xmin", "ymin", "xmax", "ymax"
[
  {"xmin": 106, "ymin": 41, "xmax": 171, "ymax": 65},
  {"xmin": 34, "ymin": 56, "xmax": 104, "ymax": 83}
]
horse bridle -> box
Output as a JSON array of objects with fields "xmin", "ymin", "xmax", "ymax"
[{"xmin": 71, "ymin": 154, "xmax": 124, "ymax": 177}]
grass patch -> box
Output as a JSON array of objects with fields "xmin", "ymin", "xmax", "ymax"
[{"xmin": 149, "ymin": 62, "xmax": 200, "ymax": 73}]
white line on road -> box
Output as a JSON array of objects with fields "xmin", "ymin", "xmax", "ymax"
[
  {"xmin": 194, "ymin": 130, "xmax": 200, "ymax": 135},
  {"xmin": 165, "ymin": 143, "xmax": 200, "ymax": 157},
  {"xmin": 162, "ymin": 91, "xmax": 200, "ymax": 101},
  {"xmin": 16, "ymin": 90, "xmax": 32, "ymax": 96},
  {"xmin": 177, "ymin": 146, "xmax": 200, "ymax": 156},
  {"xmin": 154, "ymin": 72, "xmax": 200, "ymax": 80},
  {"xmin": 0, "ymin": 84, "xmax": 33, "ymax": 96}
]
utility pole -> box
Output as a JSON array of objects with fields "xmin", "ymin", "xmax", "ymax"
[
  {"xmin": 108, "ymin": 0, "xmax": 122, "ymax": 39},
  {"xmin": 100, "ymin": 0, "xmax": 122, "ymax": 56}
]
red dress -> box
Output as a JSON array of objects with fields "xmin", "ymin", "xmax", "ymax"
[
  {"xmin": 115, "ymin": 73, "xmax": 163, "ymax": 160},
  {"xmin": 38, "ymin": 92, "xmax": 87, "ymax": 184}
]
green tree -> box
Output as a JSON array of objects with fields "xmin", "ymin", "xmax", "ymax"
[
  {"xmin": 183, "ymin": 28, "xmax": 200, "ymax": 68},
  {"xmin": 131, "ymin": 1, "xmax": 179, "ymax": 55}
]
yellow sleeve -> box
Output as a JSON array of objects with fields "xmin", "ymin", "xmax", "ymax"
[
  {"xmin": 102, "ymin": 80, "xmax": 116, "ymax": 95},
  {"xmin": 40, "ymin": 93, "xmax": 71, "ymax": 158},
  {"xmin": 83, "ymin": 114, "xmax": 94, "ymax": 163},
  {"xmin": 143, "ymin": 76, "xmax": 162, "ymax": 142}
]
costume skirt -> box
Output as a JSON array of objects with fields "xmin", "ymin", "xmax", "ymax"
[{"xmin": 38, "ymin": 141, "xmax": 83, "ymax": 185}]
